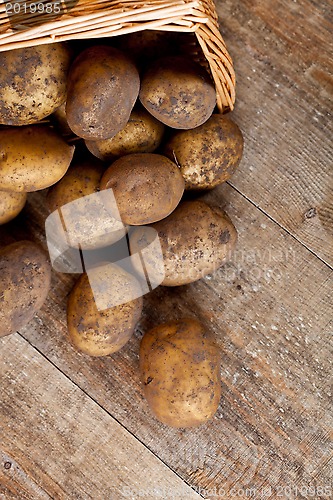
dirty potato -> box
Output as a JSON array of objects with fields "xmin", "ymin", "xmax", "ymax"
[
  {"xmin": 85, "ymin": 106, "xmax": 165, "ymax": 162},
  {"xmin": 116, "ymin": 30, "xmax": 181, "ymax": 68},
  {"xmin": 47, "ymin": 156, "xmax": 105, "ymax": 213},
  {"xmin": 47, "ymin": 156, "xmax": 126, "ymax": 250},
  {"xmin": 67, "ymin": 263, "xmax": 143, "ymax": 356},
  {"xmin": 130, "ymin": 200, "xmax": 237, "ymax": 286},
  {"xmin": 100, "ymin": 153, "xmax": 184, "ymax": 225},
  {"xmin": 66, "ymin": 46, "xmax": 140, "ymax": 140},
  {"xmin": 164, "ymin": 114, "xmax": 244, "ymax": 190},
  {"xmin": 0, "ymin": 241, "xmax": 51, "ymax": 337},
  {"xmin": 51, "ymin": 102, "xmax": 75, "ymax": 138},
  {"xmin": 139, "ymin": 56, "xmax": 216, "ymax": 129},
  {"xmin": 0, "ymin": 125, "xmax": 75, "ymax": 192},
  {"xmin": 140, "ymin": 318, "xmax": 221, "ymax": 427},
  {"xmin": 0, "ymin": 43, "xmax": 71, "ymax": 126},
  {"xmin": 0, "ymin": 190, "xmax": 27, "ymax": 225}
]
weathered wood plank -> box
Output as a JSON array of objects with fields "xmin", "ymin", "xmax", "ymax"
[
  {"xmin": 2, "ymin": 182, "xmax": 331, "ymax": 497},
  {"xmin": 0, "ymin": 334, "xmax": 200, "ymax": 500},
  {"xmin": 0, "ymin": 0, "xmax": 332, "ymax": 496},
  {"xmin": 216, "ymin": 0, "xmax": 333, "ymax": 265}
]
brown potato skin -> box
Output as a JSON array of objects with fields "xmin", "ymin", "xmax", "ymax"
[
  {"xmin": 100, "ymin": 153, "xmax": 185, "ymax": 225},
  {"xmin": 0, "ymin": 43, "xmax": 71, "ymax": 126},
  {"xmin": 0, "ymin": 125, "xmax": 75, "ymax": 192},
  {"xmin": 66, "ymin": 46, "xmax": 140, "ymax": 140},
  {"xmin": 0, "ymin": 241, "xmax": 51, "ymax": 337},
  {"xmin": 0, "ymin": 190, "xmax": 27, "ymax": 225},
  {"xmin": 67, "ymin": 264, "xmax": 143, "ymax": 356},
  {"xmin": 85, "ymin": 106, "xmax": 165, "ymax": 162},
  {"xmin": 139, "ymin": 56, "xmax": 216, "ymax": 129},
  {"xmin": 51, "ymin": 103, "xmax": 74, "ymax": 138},
  {"xmin": 140, "ymin": 318, "xmax": 221, "ymax": 428},
  {"xmin": 116, "ymin": 30, "xmax": 179, "ymax": 68},
  {"xmin": 130, "ymin": 200, "xmax": 237, "ymax": 286},
  {"xmin": 47, "ymin": 157, "xmax": 126, "ymax": 250},
  {"xmin": 164, "ymin": 114, "xmax": 244, "ymax": 190},
  {"xmin": 47, "ymin": 158, "xmax": 105, "ymax": 213}
]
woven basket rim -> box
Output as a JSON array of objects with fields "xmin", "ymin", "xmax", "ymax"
[{"xmin": 0, "ymin": 0, "xmax": 236, "ymax": 111}]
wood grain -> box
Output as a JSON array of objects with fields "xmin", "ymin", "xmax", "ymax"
[
  {"xmin": 1, "ymin": 182, "xmax": 331, "ymax": 497},
  {"xmin": 0, "ymin": 0, "xmax": 332, "ymax": 497},
  {"xmin": 0, "ymin": 333, "xmax": 200, "ymax": 500},
  {"xmin": 216, "ymin": 0, "xmax": 333, "ymax": 266}
]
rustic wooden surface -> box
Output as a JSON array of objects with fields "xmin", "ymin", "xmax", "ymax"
[
  {"xmin": 0, "ymin": 334, "xmax": 200, "ymax": 499},
  {"xmin": 220, "ymin": 0, "xmax": 333, "ymax": 267},
  {"xmin": 0, "ymin": 0, "xmax": 332, "ymax": 499}
]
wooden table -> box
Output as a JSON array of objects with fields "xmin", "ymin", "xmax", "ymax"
[{"xmin": 1, "ymin": 1, "xmax": 332, "ymax": 498}]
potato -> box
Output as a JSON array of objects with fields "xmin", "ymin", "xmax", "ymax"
[
  {"xmin": 164, "ymin": 114, "xmax": 244, "ymax": 190},
  {"xmin": 67, "ymin": 263, "xmax": 143, "ymax": 356},
  {"xmin": 46, "ymin": 156, "xmax": 126, "ymax": 250},
  {"xmin": 100, "ymin": 153, "xmax": 184, "ymax": 225},
  {"xmin": 66, "ymin": 46, "xmax": 140, "ymax": 140},
  {"xmin": 139, "ymin": 56, "xmax": 216, "ymax": 129},
  {"xmin": 0, "ymin": 241, "xmax": 51, "ymax": 337},
  {"xmin": 51, "ymin": 103, "xmax": 74, "ymax": 138},
  {"xmin": 0, "ymin": 125, "xmax": 75, "ymax": 192},
  {"xmin": 47, "ymin": 156, "xmax": 105, "ymax": 213},
  {"xmin": 0, "ymin": 43, "xmax": 71, "ymax": 126},
  {"xmin": 115, "ymin": 30, "xmax": 180, "ymax": 68},
  {"xmin": 140, "ymin": 318, "xmax": 221, "ymax": 428},
  {"xmin": 85, "ymin": 106, "xmax": 165, "ymax": 162},
  {"xmin": 0, "ymin": 190, "xmax": 27, "ymax": 225},
  {"xmin": 130, "ymin": 200, "xmax": 237, "ymax": 286}
]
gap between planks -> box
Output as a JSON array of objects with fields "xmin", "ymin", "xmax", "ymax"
[
  {"xmin": 14, "ymin": 330, "xmax": 204, "ymax": 500},
  {"xmin": 10, "ymin": 181, "xmax": 333, "ymax": 493},
  {"xmin": 3, "ymin": 182, "xmax": 332, "ymax": 495},
  {"xmin": 226, "ymin": 181, "xmax": 333, "ymax": 271}
]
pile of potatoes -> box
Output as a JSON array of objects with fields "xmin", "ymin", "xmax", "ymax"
[{"xmin": 0, "ymin": 32, "xmax": 244, "ymax": 428}]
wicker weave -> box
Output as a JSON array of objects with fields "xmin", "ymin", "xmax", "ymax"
[{"xmin": 0, "ymin": 0, "xmax": 235, "ymax": 111}]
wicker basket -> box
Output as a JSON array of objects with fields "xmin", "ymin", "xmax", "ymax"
[{"xmin": 0, "ymin": 0, "xmax": 235, "ymax": 111}]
